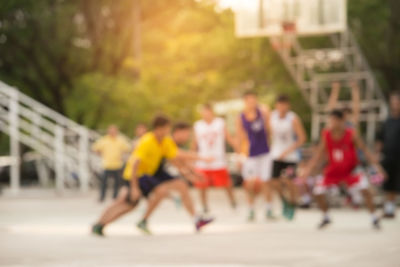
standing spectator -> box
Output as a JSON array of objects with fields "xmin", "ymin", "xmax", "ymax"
[
  {"xmin": 377, "ymin": 91, "xmax": 400, "ymax": 218},
  {"xmin": 93, "ymin": 125, "xmax": 131, "ymax": 202}
]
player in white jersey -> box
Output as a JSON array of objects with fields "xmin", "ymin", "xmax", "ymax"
[
  {"xmin": 270, "ymin": 94, "xmax": 306, "ymax": 220},
  {"xmin": 192, "ymin": 103, "xmax": 237, "ymax": 213}
]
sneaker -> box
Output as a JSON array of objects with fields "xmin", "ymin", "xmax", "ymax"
[
  {"xmin": 137, "ymin": 220, "xmax": 152, "ymax": 235},
  {"xmin": 285, "ymin": 202, "xmax": 296, "ymax": 221},
  {"xmin": 382, "ymin": 212, "xmax": 395, "ymax": 219},
  {"xmin": 195, "ymin": 217, "xmax": 214, "ymax": 232},
  {"xmin": 373, "ymin": 218, "xmax": 381, "ymax": 230},
  {"xmin": 247, "ymin": 210, "xmax": 255, "ymax": 222},
  {"xmin": 91, "ymin": 224, "xmax": 104, "ymax": 237},
  {"xmin": 266, "ymin": 210, "xmax": 278, "ymax": 220},
  {"xmin": 318, "ymin": 218, "xmax": 331, "ymax": 229}
]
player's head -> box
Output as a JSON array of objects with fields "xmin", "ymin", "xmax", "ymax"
[
  {"xmin": 107, "ymin": 125, "xmax": 119, "ymax": 137},
  {"xmin": 275, "ymin": 94, "xmax": 290, "ymax": 114},
  {"xmin": 172, "ymin": 121, "xmax": 192, "ymax": 145},
  {"xmin": 135, "ymin": 123, "xmax": 148, "ymax": 138},
  {"xmin": 243, "ymin": 90, "xmax": 258, "ymax": 110},
  {"xmin": 152, "ymin": 114, "xmax": 171, "ymax": 138},
  {"xmin": 200, "ymin": 103, "xmax": 214, "ymax": 122},
  {"xmin": 389, "ymin": 90, "xmax": 400, "ymax": 115},
  {"xmin": 341, "ymin": 106, "xmax": 352, "ymax": 120},
  {"xmin": 328, "ymin": 109, "xmax": 345, "ymax": 130}
]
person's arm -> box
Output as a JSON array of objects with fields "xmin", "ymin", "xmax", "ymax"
[
  {"xmin": 350, "ymin": 81, "xmax": 360, "ymax": 128},
  {"xmin": 169, "ymin": 158, "xmax": 204, "ymax": 184},
  {"xmin": 260, "ymin": 106, "xmax": 271, "ymax": 142},
  {"xmin": 190, "ymin": 133, "xmax": 198, "ymax": 152},
  {"xmin": 235, "ymin": 116, "xmax": 246, "ymax": 154},
  {"xmin": 129, "ymin": 158, "xmax": 141, "ymax": 200},
  {"xmin": 92, "ymin": 138, "xmax": 103, "ymax": 154},
  {"xmin": 327, "ymin": 82, "xmax": 341, "ymax": 111},
  {"xmin": 353, "ymin": 132, "xmax": 386, "ymax": 177},
  {"xmin": 122, "ymin": 138, "xmax": 132, "ymax": 153},
  {"xmin": 175, "ymin": 149, "xmax": 213, "ymax": 162},
  {"xmin": 301, "ymin": 138, "xmax": 326, "ymax": 179},
  {"xmin": 278, "ymin": 116, "xmax": 307, "ymax": 160},
  {"xmin": 225, "ymin": 126, "xmax": 238, "ymax": 152}
]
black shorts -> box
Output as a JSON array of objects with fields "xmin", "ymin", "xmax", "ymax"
[
  {"xmin": 382, "ymin": 160, "xmax": 400, "ymax": 193},
  {"xmin": 123, "ymin": 169, "xmax": 175, "ymax": 200},
  {"xmin": 272, "ymin": 160, "xmax": 297, "ymax": 179}
]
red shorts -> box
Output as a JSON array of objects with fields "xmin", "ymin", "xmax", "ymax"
[
  {"xmin": 314, "ymin": 173, "xmax": 368, "ymax": 195},
  {"xmin": 322, "ymin": 174, "xmax": 360, "ymax": 187},
  {"xmin": 195, "ymin": 169, "xmax": 232, "ymax": 189}
]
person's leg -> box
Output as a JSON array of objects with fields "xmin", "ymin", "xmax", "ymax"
[
  {"xmin": 141, "ymin": 185, "xmax": 170, "ymax": 221},
  {"xmin": 225, "ymin": 186, "xmax": 236, "ymax": 208},
  {"xmin": 382, "ymin": 161, "xmax": 398, "ymax": 217},
  {"xmin": 92, "ymin": 186, "xmax": 139, "ymax": 236},
  {"xmin": 260, "ymin": 154, "xmax": 275, "ymax": 219},
  {"xmin": 99, "ymin": 170, "xmax": 109, "ymax": 202},
  {"xmin": 313, "ymin": 179, "xmax": 331, "ymax": 229},
  {"xmin": 199, "ymin": 189, "xmax": 209, "ymax": 213},
  {"xmin": 213, "ymin": 169, "xmax": 236, "ymax": 209},
  {"xmin": 244, "ymin": 179, "xmax": 257, "ymax": 221},
  {"xmin": 166, "ymin": 179, "xmax": 196, "ymax": 216},
  {"xmin": 112, "ymin": 170, "xmax": 122, "ymax": 199}
]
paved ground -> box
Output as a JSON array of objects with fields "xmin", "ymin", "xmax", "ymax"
[{"xmin": 0, "ymin": 188, "xmax": 399, "ymax": 267}]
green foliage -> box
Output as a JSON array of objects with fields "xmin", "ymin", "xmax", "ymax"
[{"xmin": 2, "ymin": 0, "xmax": 398, "ymax": 138}]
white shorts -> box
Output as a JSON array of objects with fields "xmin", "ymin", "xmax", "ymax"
[{"xmin": 242, "ymin": 153, "xmax": 272, "ymax": 182}]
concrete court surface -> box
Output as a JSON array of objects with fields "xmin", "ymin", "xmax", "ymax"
[{"xmin": 0, "ymin": 188, "xmax": 399, "ymax": 267}]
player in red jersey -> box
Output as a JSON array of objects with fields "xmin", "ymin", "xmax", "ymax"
[{"xmin": 302, "ymin": 110, "xmax": 386, "ymax": 229}]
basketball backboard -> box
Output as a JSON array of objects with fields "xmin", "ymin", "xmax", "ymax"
[{"xmin": 235, "ymin": 0, "xmax": 347, "ymax": 37}]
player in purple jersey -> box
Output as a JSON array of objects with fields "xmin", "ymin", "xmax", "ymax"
[{"xmin": 236, "ymin": 91, "xmax": 275, "ymax": 221}]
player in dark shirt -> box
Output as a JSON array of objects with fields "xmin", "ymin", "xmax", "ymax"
[{"xmin": 377, "ymin": 90, "xmax": 400, "ymax": 218}]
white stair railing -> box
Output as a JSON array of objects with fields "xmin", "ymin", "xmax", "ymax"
[
  {"xmin": 271, "ymin": 30, "xmax": 387, "ymax": 145},
  {"xmin": 0, "ymin": 81, "xmax": 103, "ymax": 193}
]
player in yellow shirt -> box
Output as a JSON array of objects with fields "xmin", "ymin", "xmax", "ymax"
[
  {"xmin": 92, "ymin": 125, "xmax": 131, "ymax": 202},
  {"xmin": 92, "ymin": 115, "xmax": 214, "ymax": 236}
]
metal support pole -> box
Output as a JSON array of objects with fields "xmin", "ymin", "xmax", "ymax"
[
  {"xmin": 78, "ymin": 127, "xmax": 90, "ymax": 192},
  {"xmin": 9, "ymin": 90, "xmax": 20, "ymax": 194},
  {"xmin": 54, "ymin": 125, "xmax": 65, "ymax": 192}
]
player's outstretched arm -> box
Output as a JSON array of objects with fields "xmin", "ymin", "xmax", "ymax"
[
  {"xmin": 350, "ymin": 81, "xmax": 361, "ymax": 129},
  {"xmin": 176, "ymin": 149, "xmax": 213, "ymax": 162},
  {"xmin": 169, "ymin": 158, "xmax": 203, "ymax": 184},
  {"xmin": 327, "ymin": 82, "xmax": 340, "ymax": 111}
]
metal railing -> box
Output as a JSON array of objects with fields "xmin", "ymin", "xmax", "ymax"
[{"xmin": 0, "ymin": 81, "xmax": 103, "ymax": 193}]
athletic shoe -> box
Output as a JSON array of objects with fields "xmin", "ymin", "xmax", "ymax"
[
  {"xmin": 137, "ymin": 220, "xmax": 152, "ymax": 235},
  {"xmin": 195, "ymin": 217, "xmax": 214, "ymax": 232},
  {"xmin": 299, "ymin": 203, "xmax": 311, "ymax": 209},
  {"xmin": 92, "ymin": 224, "xmax": 104, "ymax": 237},
  {"xmin": 317, "ymin": 218, "xmax": 331, "ymax": 229},
  {"xmin": 247, "ymin": 210, "xmax": 255, "ymax": 222},
  {"xmin": 266, "ymin": 210, "xmax": 278, "ymax": 220},
  {"xmin": 382, "ymin": 212, "xmax": 396, "ymax": 219},
  {"xmin": 285, "ymin": 202, "xmax": 296, "ymax": 221},
  {"xmin": 373, "ymin": 218, "xmax": 381, "ymax": 230}
]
